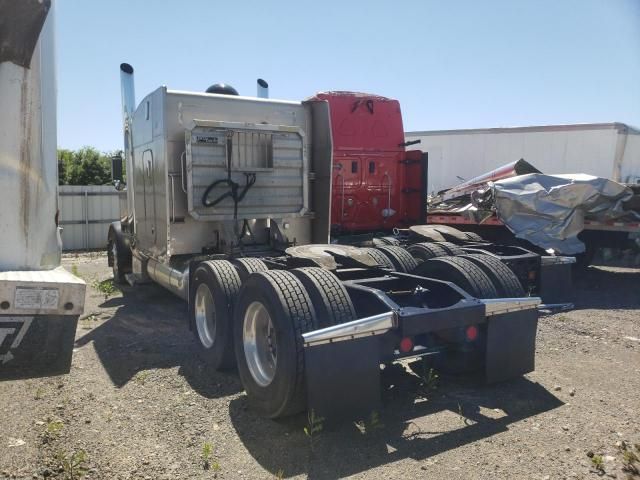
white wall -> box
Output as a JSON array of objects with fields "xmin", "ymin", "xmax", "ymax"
[
  {"xmin": 58, "ymin": 186, "xmax": 124, "ymax": 251},
  {"xmin": 405, "ymin": 127, "xmax": 629, "ymax": 194}
]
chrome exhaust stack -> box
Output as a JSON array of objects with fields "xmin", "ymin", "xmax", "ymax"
[
  {"xmin": 257, "ymin": 78, "xmax": 269, "ymax": 98},
  {"xmin": 119, "ymin": 63, "xmax": 136, "ymax": 220},
  {"xmin": 120, "ymin": 63, "xmax": 136, "ymax": 123}
]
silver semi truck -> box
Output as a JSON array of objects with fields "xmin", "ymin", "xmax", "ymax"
[{"xmin": 108, "ymin": 65, "xmax": 541, "ymax": 419}]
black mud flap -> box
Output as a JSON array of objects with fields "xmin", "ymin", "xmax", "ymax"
[
  {"xmin": 539, "ymin": 259, "xmax": 574, "ymax": 303},
  {"xmin": 0, "ymin": 314, "xmax": 79, "ymax": 381},
  {"xmin": 304, "ymin": 336, "xmax": 381, "ymax": 422},
  {"xmin": 485, "ymin": 309, "xmax": 538, "ymax": 384}
]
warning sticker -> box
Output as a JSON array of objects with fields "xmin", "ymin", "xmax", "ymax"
[{"xmin": 14, "ymin": 288, "xmax": 60, "ymax": 310}]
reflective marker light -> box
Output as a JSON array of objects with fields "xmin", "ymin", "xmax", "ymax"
[
  {"xmin": 465, "ymin": 325, "xmax": 479, "ymax": 341},
  {"xmin": 399, "ymin": 337, "xmax": 414, "ymax": 353}
]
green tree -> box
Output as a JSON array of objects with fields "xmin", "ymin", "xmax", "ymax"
[{"xmin": 57, "ymin": 147, "xmax": 114, "ymax": 185}]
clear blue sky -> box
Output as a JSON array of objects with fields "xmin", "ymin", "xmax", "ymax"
[{"xmin": 56, "ymin": 0, "xmax": 640, "ymax": 152}]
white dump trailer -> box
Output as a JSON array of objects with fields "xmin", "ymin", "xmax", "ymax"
[
  {"xmin": 405, "ymin": 123, "xmax": 640, "ymax": 194},
  {"xmin": 0, "ymin": 0, "xmax": 85, "ymax": 378}
]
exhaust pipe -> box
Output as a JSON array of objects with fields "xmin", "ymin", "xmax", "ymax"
[
  {"xmin": 119, "ymin": 63, "xmax": 136, "ymax": 222},
  {"xmin": 120, "ymin": 63, "xmax": 136, "ymax": 122},
  {"xmin": 257, "ymin": 78, "xmax": 269, "ymax": 98}
]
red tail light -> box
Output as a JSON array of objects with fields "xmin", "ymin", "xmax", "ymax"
[
  {"xmin": 465, "ymin": 325, "xmax": 479, "ymax": 342},
  {"xmin": 399, "ymin": 337, "xmax": 414, "ymax": 353}
]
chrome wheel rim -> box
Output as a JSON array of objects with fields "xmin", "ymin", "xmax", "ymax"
[
  {"xmin": 195, "ymin": 283, "xmax": 216, "ymax": 349},
  {"xmin": 243, "ymin": 301, "xmax": 277, "ymax": 387}
]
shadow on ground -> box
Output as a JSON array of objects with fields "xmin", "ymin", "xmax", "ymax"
[
  {"xmin": 229, "ymin": 370, "xmax": 563, "ymax": 479},
  {"xmin": 75, "ymin": 282, "xmax": 243, "ymax": 398},
  {"xmin": 76, "ymin": 266, "xmax": 640, "ymax": 478},
  {"xmin": 570, "ymin": 265, "xmax": 640, "ymax": 310}
]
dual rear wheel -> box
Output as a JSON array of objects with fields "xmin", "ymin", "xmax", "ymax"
[{"xmin": 190, "ymin": 261, "xmax": 356, "ymax": 418}]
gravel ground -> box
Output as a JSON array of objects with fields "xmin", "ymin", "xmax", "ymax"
[{"xmin": 1, "ymin": 252, "xmax": 639, "ymax": 480}]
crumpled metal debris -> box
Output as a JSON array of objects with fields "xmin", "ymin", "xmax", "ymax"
[
  {"xmin": 428, "ymin": 160, "xmax": 639, "ymax": 255},
  {"xmin": 493, "ymin": 173, "xmax": 637, "ymax": 254}
]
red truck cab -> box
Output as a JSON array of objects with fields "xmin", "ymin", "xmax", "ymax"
[{"xmin": 309, "ymin": 92, "xmax": 426, "ymax": 234}]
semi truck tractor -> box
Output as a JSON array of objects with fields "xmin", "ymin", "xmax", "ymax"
[
  {"xmin": 107, "ymin": 65, "xmax": 541, "ymax": 419},
  {"xmin": 0, "ymin": 0, "xmax": 85, "ymax": 378},
  {"xmin": 312, "ymin": 92, "xmax": 573, "ymax": 302}
]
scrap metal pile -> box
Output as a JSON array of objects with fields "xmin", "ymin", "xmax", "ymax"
[{"xmin": 428, "ymin": 159, "xmax": 640, "ymax": 254}]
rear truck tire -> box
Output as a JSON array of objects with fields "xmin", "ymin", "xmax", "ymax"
[
  {"xmin": 375, "ymin": 245, "xmax": 418, "ymax": 273},
  {"xmin": 232, "ymin": 257, "xmax": 268, "ymax": 282},
  {"xmin": 434, "ymin": 241, "xmax": 465, "ymax": 256},
  {"xmin": 459, "ymin": 254, "xmax": 525, "ymax": 297},
  {"xmin": 234, "ymin": 270, "xmax": 318, "ymax": 418},
  {"xmin": 373, "ymin": 236, "xmax": 401, "ymax": 246},
  {"xmin": 360, "ymin": 247, "xmax": 395, "ymax": 269},
  {"xmin": 463, "ymin": 231, "xmax": 484, "ymax": 242},
  {"xmin": 413, "ymin": 256, "xmax": 498, "ymax": 299},
  {"xmin": 107, "ymin": 223, "xmax": 131, "ymax": 284},
  {"xmin": 291, "ymin": 267, "xmax": 356, "ymax": 328},
  {"xmin": 190, "ymin": 260, "xmax": 242, "ymax": 371},
  {"xmin": 406, "ymin": 242, "xmax": 449, "ymax": 263}
]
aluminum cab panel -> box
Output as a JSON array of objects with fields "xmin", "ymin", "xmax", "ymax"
[
  {"xmin": 130, "ymin": 88, "xmax": 168, "ymax": 257},
  {"xmin": 185, "ymin": 121, "xmax": 306, "ymax": 220},
  {"xmin": 129, "ymin": 88, "xmax": 317, "ymax": 257}
]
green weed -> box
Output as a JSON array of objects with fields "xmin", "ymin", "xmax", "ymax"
[
  {"xmin": 620, "ymin": 442, "xmax": 640, "ymax": 475},
  {"xmin": 304, "ymin": 410, "xmax": 324, "ymax": 450},
  {"xmin": 56, "ymin": 450, "xmax": 88, "ymax": 480},
  {"xmin": 356, "ymin": 410, "xmax": 385, "ymax": 435},
  {"xmin": 590, "ymin": 454, "xmax": 605, "ymax": 473},
  {"xmin": 92, "ymin": 279, "xmax": 118, "ymax": 299},
  {"xmin": 201, "ymin": 442, "xmax": 220, "ymax": 471},
  {"xmin": 34, "ymin": 387, "xmax": 44, "ymax": 400},
  {"xmin": 134, "ymin": 371, "xmax": 150, "ymax": 385},
  {"xmin": 457, "ymin": 403, "xmax": 471, "ymax": 426},
  {"xmin": 42, "ymin": 419, "xmax": 64, "ymax": 443}
]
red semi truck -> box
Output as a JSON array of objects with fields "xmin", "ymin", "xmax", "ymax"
[{"xmin": 309, "ymin": 92, "xmax": 426, "ymax": 234}]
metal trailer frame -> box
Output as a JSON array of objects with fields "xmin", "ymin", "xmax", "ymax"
[
  {"xmin": 384, "ymin": 225, "xmax": 575, "ymax": 302},
  {"xmin": 192, "ymin": 250, "xmax": 542, "ymax": 420},
  {"xmin": 299, "ymin": 264, "xmax": 540, "ymax": 419}
]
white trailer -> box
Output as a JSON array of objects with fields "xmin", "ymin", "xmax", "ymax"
[
  {"xmin": 0, "ymin": 1, "xmax": 85, "ymax": 378},
  {"xmin": 405, "ymin": 123, "xmax": 640, "ymax": 194}
]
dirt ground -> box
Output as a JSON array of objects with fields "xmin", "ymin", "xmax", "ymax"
[{"xmin": 1, "ymin": 252, "xmax": 639, "ymax": 480}]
